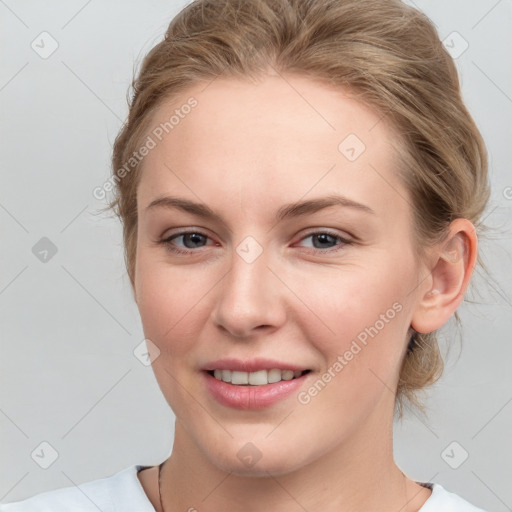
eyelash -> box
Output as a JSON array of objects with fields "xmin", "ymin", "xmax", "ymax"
[{"xmin": 157, "ymin": 229, "xmax": 353, "ymax": 256}]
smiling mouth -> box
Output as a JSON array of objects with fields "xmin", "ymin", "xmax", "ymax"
[{"xmin": 206, "ymin": 369, "xmax": 311, "ymax": 386}]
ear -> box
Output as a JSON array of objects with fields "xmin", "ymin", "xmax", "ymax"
[{"xmin": 411, "ymin": 218, "xmax": 478, "ymax": 334}]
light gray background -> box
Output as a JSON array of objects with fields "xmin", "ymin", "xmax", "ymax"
[{"xmin": 1, "ymin": 0, "xmax": 511, "ymax": 510}]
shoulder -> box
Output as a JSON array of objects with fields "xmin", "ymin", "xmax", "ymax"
[
  {"xmin": 0, "ymin": 465, "xmax": 154, "ymax": 512},
  {"xmin": 420, "ymin": 483, "xmax": 487, "ymax": 512}
]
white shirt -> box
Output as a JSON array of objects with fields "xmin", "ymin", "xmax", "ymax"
[{"xmin": 0, "ymin": 464, "xmax": 487, "ymax": 511}]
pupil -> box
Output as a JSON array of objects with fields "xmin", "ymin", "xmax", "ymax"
[
  {"xmin": 182, "ymin": 233, "xmax": 336, "ymax": 250},
  {"xmin": 185, "ymin": 233, "xmax": 205, "ymax": 248},
  {"xmin": 314, "ymin": 233, "xmax": 335, "ymax": 248}
]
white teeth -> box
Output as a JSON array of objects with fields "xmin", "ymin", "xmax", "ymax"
[
  {"xmin": 248, "ymin": 370, "xmax": 267, "ymax": 385},
  {"xmin": 211, "ymin": 369, "xmax": 306, "ymax": 385},
  {"xmin": 231, "ymin": 371, "xmax": 249, "ymax": 385},
  {"xmin": 281, "ymin": 370, "xmax": 294, "ymax": 381},
  {"xmin": 267, "ymin": 368, "xmax": 282, "ymax": 383}
]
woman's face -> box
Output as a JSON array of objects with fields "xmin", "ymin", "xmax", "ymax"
[{"xmin": 134, "ymin": 74, "xmax": 430, "ymax": 475}]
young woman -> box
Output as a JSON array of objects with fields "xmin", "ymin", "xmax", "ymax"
[{"xmin": 1, "ymin": 0, "xmax": 491, "ymax": 510}]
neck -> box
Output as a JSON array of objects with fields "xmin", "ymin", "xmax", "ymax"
[{"xmin": 159, "ymin": 400, "xmax": 428, "ymax": 512}]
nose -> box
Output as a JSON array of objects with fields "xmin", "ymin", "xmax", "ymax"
[{"xmin": 210, "ymin": 245, "xmax": 287, "ymax": 339}]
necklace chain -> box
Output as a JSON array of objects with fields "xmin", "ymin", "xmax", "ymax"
[
  {"xmin": 158, "ymin": 460, "xmax": 410, "ymax": 512},
  {"xmin": 158, "ymin": 460, "xmax": 166, "ymax": 512}
]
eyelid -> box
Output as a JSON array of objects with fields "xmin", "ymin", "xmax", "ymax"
[
  {"xmin": 159, "ymin": 229, "xmax": 217, "ymax": 252},
  {"xmin": 160, "ymin": 227, "xmax": 213, "ymax": 241},
  {"xmin": 293, "ymin": 229, "xmax": 353, "ymax": 253},
  {"xmin": 158, "ymin": 227, "xmax": 354, "ymax": 255},
  {"xmin": 295, "ymin": 227, "xmax": 354, "ymax": 243},
  {"xmin": 159, "ymin": 225, "xmax": 354, "ymax": 242}
]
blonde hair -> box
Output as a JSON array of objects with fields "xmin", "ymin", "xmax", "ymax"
[{"xmin": 109, "ymin": 0, "xmax": 490, "ymax": 413}]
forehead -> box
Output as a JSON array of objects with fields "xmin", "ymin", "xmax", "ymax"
[{"xmin": 137, "ymin": 74, "xmax": 408, "ymax": 219}]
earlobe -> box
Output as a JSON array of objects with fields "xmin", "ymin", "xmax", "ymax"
[{"xmin": 411, "ymin": 219, "xmax": 477, "ymax": 334}]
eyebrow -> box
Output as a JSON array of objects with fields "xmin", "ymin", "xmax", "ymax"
[{"xmin": 145, "ymin": 194, "xmax": 375, "ymax": 224}]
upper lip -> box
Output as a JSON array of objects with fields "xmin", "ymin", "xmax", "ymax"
[{"xmin": 202, "ymin": 358, "xmax": 309, "ymax": 373}]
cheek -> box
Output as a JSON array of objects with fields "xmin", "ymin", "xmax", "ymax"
[
  {"xmin": 135, "ymin": 254, "xmax": 210, "ymax": 358},
  {"xmin": 292, "ymin": 265, "xmax": 410, "ymax": 385}
]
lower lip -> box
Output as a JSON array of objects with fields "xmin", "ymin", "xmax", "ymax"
[{"xmin": 203, "ymin": 371, "xmax": 309, "ymax": 410}]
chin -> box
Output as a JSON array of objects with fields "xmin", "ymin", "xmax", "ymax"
[
  {"xmin": 215, "ymin": 455, "xmax": 308, "ymax": 478},
  {"xmin": 202, "ymin": 436, "xmax": 313, "ymax": 478}
]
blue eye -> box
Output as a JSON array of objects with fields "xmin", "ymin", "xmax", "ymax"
[
  {"xmin": 160, "ymin": 231, "xmax": 212, "ymax": 255},
  {"xmin": 297, "ymin": 231, "xmax": 350, "ymax": 252},
  {"xmin": 158, "ymin": 230, "xmax": 352, "ymax": 255}
]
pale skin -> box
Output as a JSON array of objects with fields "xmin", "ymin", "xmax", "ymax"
[{"xmin": 132, "ymin": 72, "xmax": 477, "ymax": 512}]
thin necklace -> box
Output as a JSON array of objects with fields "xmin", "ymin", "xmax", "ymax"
[
  {"xmin": 158, "ymin": 460, "xmax": 166, "ymax": 512},
  {"xmin": 158, "ymin": 460, "xmax": 410, "ymax": 512}
]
